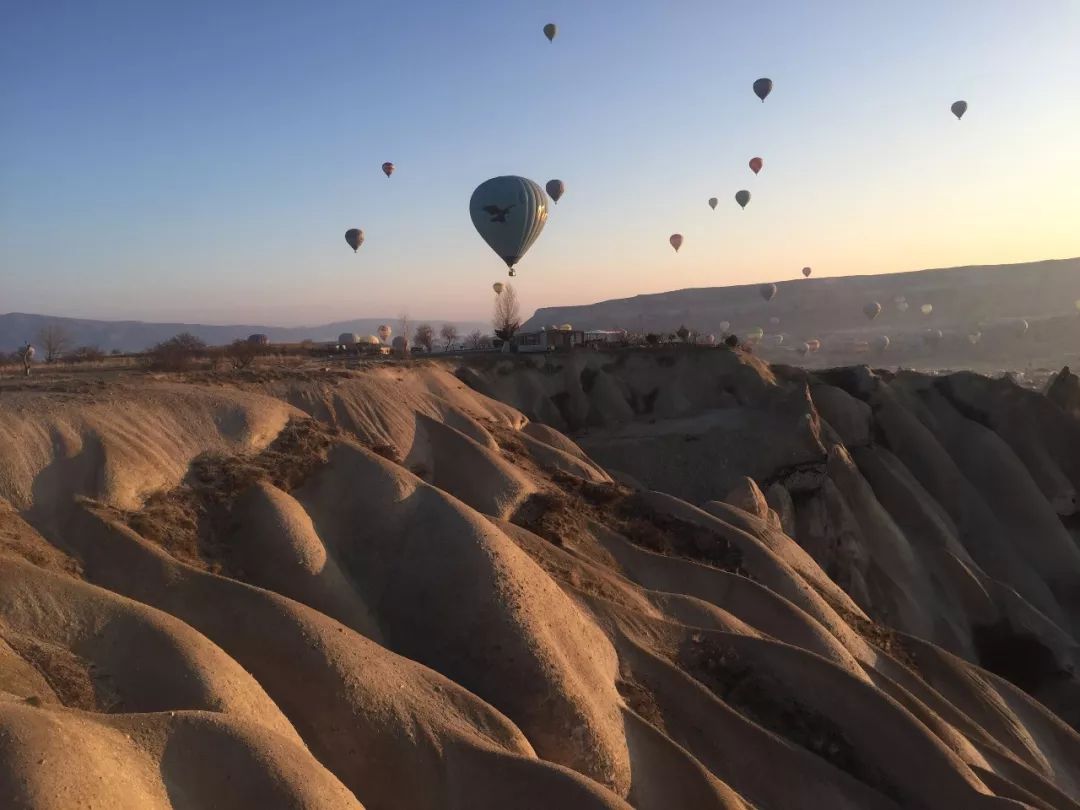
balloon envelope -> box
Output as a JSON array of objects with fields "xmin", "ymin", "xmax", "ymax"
[
  {"xmin": 493, "ymin": 282, "xmax": 504, "ymax": 294},
  {"xmin": 669, "ymin": 233, "xmax": 683, "ymax": 252},
  {"xmin": 802, "ymin": 266, "xmax": 811, "ymax": 277},
  {"xmin": 863, "ymin": 301, "xmax": 882, "ymax": 320},
  {"xmin": 798, "ymin": 343, "xmax": 810, "ymax": 356},
  {"xmin": 759, "ymin": 282, "xmax": 777, "ymax": 302},
  {"xmin": 381, "ymin": 162, "xmax": 395, "ymax": 178},
  {"xmin": 874, "ymin": 335, "xmax": 890, "ymax": 352},
  {"xmin": 749, "ymin": 157, "xmax": 763, "ymax": 175},
  {"xmin": 543, "ymin": 23, "xmax": 556, "ymax": 41},
  {"xmin": 753, "ymin": 78, "xmax": 773, "ymax": 102},
  {"xmin": 545, "ymin": 179, "xmax": 565, "ymax": 203},
  {"xmin": 469, "ymin": 176, "xmax": 548, "ymax": 270},
  {"xmin": 735, "ymin": 190, "xmax": 751, "ymax": 209},
  {"xmin": 708, "ymin": 197, "xmax": 718, "ymax": 210},
  {"xmin": 921, "ymin": 304, "xmax": 933, "ymax": 315},
  {"xmin": 377, "ymin": 325, "xmax": 391, "ymax": 341},
  {"xmin": 718, "ymin": 321, "xmax": 731, "ymax": 332},
  {"xmin": 769, "ymin": 316, "xmax": 780, "ymax": 326},
  {"xmin": 897, "ymin": 301, "xmax": 910, "ymax": 312},
  {"xmin": 951, "ymin": 100, "xmax": 968, "ymax": 120},
  {"xmin": 345, "ymin": 228, "xmax": 364, "ymax": 252}
]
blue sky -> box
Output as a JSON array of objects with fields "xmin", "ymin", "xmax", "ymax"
[{"xmin": 2, "ymin": 0, "xmax": 1078, "ymax": 324}]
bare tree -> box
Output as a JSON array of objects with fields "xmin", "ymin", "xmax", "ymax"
[
  {"xmin": 493, "ymin": 284, "xmax": 521, "ymax": 342},
  {"xmin": 398, "ymin": 312, "xmax": 411, "ymax": 342},
  {"xmin": 440, "ymin": 323, "xmax": 458, "ymax": 351},
  {"xmin": 413, "ymin": 323, "xmax": 434, "ymax": 353},
  {"xmin": 37, "ymin": 323, "xmax": 72, "ymax": 363},
  {"xmin": 466, "ymin": 330, "xmax": 485, "ymax": 350}
]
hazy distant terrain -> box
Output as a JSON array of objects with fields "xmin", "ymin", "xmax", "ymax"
[
  {"xmin": 0, "ymin": 313, "xmax": 489, "ymax": 353},
  {"xmin": 524, "ymin": 257, "xmax": 1080, "ymax": 337}
]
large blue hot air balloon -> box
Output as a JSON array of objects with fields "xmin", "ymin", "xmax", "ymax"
[{"xmin": 469, "ymin": 176, "xmax": 549, "ymax": 273}]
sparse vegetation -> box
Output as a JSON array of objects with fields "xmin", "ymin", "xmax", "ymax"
[
  {"xmin": 36, "ymin": 323, "xmax": 72, "ymax": 363},
  {"xmin": 146, "ymin": 332, "xmax": 208, "ymax": 371},
  {"xmin": 414, "ymin": 323, "xmax": 435, "ymax": 353},
  {"xmin": 224, "ymin": 338, "xmax": 261, "ymax": 369},
  {"xmin": 68, "ymin": 345, "xmax": 105, "ymax": 364},
  {"xmin": 440, "ymin": 323, "xmax": 458, "ymax": 351},
  {"xmin": 466, "ymin": 330, "xmax": 490, "ymax": 350},
  {"xmin": 493, "ymin": 283, "xmax": 521, "ymax": 343}
]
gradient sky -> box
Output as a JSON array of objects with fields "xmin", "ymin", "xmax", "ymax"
[{"xmin": 3, "ymin": 1, "xmax": 1079, "ymax": 325}]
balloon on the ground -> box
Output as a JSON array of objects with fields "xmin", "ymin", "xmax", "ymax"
[
  {"xmin": 669, "ymin": 233, "xmax": 683, "ymax": 252},
  {"xmin": 802, "ymin": 266, "xmax": 811, "ymax": 278},
  {"xmin": 708, "ymin": 197, "xmax": 718, "ymax": 210},
  {"xmin": 546, "ymin": 179, "xmax": 565, "ymax": 203},
  {"xmin": 381, "ymin": 162, "xmax": 395, "ymax": 178},
  {"xmin": 749, "ymin": 157, "xmax": 763, "ymax": 175},
  {"xmin": 469, "ymin": 176, "xmax": 548, "ymax": 271},
  {"xmin": 864, "ymin": 301, "xmax": 882, "ymax": 320},
  {"xmin": 753, "ymin": 78, "xmax": 773, "ymax": 102},
  {"xmin": 951, "ymin": 100, "xmax": 968, "ymax": 120},
  {"xmin": 921, "ymin": 304, "xmax": 933, "ymax": 315},
  {"xmin": 377, "ymin": 325, "xmax": 391, "ymax": 342},
  {"xmin": 759, "ymin": 282, "xmax": 777, "ymax": 302},
  {"xmin": 492, "ymin": 282, "xmax": 504, "ymax": 295},
  {"xmin": 543, "ymin": 23, "xmax": 556, "ymax": 41},
  {"xmin": 736, "ymin": 190, "xmax": 751, "ymax": 209},
  {"xmin": 345, "ymin": 228, "xmax": 364, "ymax": 252}
]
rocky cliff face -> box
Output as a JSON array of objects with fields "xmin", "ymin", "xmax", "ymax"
[{"xmin": 1, "ymin": 358, "xmax": 1078, "ymax": 809}]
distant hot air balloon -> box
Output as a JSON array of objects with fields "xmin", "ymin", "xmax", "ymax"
[
  {"xmin": 735, "ymin": 190, "xmax": 751, "ymax": 209},
  {"xmin": 873, "ymin": 335, "xmax": 890, "ymax": 352},
  {"xmin": 1016, "ymin": 319, "xmax": 1029, "ymax": 336},
  {"xmin": 670, "ymin": 233, "xmax": 683, "ymax": 252},
  {"xmin": 769, "ymin": 316, "xmax": 780, "ymax": 326},
  {"xmin": 469, "ymin": 176, "xmax": 548, "ymax": 272},
  {"xmin": 753, "ymin": 78, "xmax": 773, "ymax": 102},
  {"xmin": 760, "ymin": 283, "xmax": 777, "ymax": 302},
  {"xmin": 708, "ymin": 197, "xmax": 718, "ymax": 210},
  {"xmin": 345, "ymin": 228, "xmax": 364, "ymax": 252},
  {"xmin": 559, "ymin": 323, "xmax": 573, "ymax": 331},
  {"xmin": 705, "ymin": 334, "xmax": 716, "ymax": 345},
  {"xmin": 802, "ymin": 266, "xmax": 811, "ymax": 278},
  {"xmin": 798, "ymin": 343, "xmax": 810, "ymax": 357},
  {"xmin": 921, "ymin": 304, "xmax": 933, "ymax": 315},
  {"xmin": 493, "ymin": 282, "xmax": 504, "ymax": 295},
  {"xmin": 924, "ymin": 329, "xmax": 944, "ymax": 346},
  {"xmin": 719, "ymin": 320, "xmax": 731, "ymax": 332},
  {"xmin": 543, "ymin": 23, "xmax": 557, "ymax": 42},
  {"xmin": 546, "ymin": 179, "xmax": 565, "ymax": 203},
  {"xmin": 749, "ymin": 157, "xmax": 763, "ymax": 175},
  {"xmin": 382, "ymin": 162, "xmax": 395, "ymax": 178},
  {"xmin": 863, "ymin": 301, "xmax": 882, "ymax": 321},
  {"xmin": 377, "ymin": 325, "xmax": 392, "ymax": 342},
  {"xmin": 748, "ymin": 327, "xmax": 764, "ymax": 342},
  {"xmin": 951, "ymin": 100, "xmax": 968, "ymax": 120},
  {"xmin": 897, "ymin": 301, "xmax": 910, "ymax": 312},
  {"xmin": 968, "ymin": 332, "xmax": 981, "ymax": 345}
]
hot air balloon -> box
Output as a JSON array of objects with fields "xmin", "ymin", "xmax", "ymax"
[
  {"xmin": 345, "ymin": 229, "xmax": 364, "ymax": 252},
  {"xmin": 864, "ymin": 301, "xmax": 882, "ymax": 321},
  {"xmin": 670, "ymin": 233, "xmax": 683, "ymax": 252},
  {"xmin": 748, "ymin": 327, "xmax": 764, "ymax": 342},
  {"xmin": 391, "ymin": 336, "xmax": 409, "ymax": 354},
  {"xmin": 873, "ymin": 335, "xmax": 890, "ymax": 352},
  {"xmin": 798, "ymin": 343, "xmax": 810, "ymax": 356},
  {"xmin": 736, "ymin": 190, "xmax": 751, "ymax": 209},
  {"xmin": 708, "ymin": 197, "xmax": 718, "ymax": 210},
  {"xmin": 1016, "ymin": 319, "xmax": 1029, "ymax": 337},
  {"xmin": 951, "ymin": 100, "xmax": 968, "ymax": 120},
  {"xmin": 760, "ymin": 283, "xmax": 777, "ymax": 302},
  {"xmin": 968, "ymin": 332, "xmax": 981, "ymax": 345},
  {"xmin": 546, "ymin": 179, "xmax": 565, "ymax": 203},
  {"xmin": 382, "ymin": 162, "xmax": 395, "ymax": 178},
  {"xmin": 469, "ymin": 176, "xmax": 548, "ymax": 272},
  {"xmin": 749, "ymin": 157, "xmax": 763, "ymax": 175},
  {"xmin": 377, "ymin": 325, "xmax": 392, "ymax": 342},
  {"xmin": 769, "ymin": 316, "xmax": 780, "ymax": 326},
  {"xmin": 718, "ymin": 320, "xmax": 731, "ymax": 333},
  {"xmin": 897, "ymin": 301, "xmax": 910, "ymax": 313},
  {"xmin": 921, "ymin": 304, "xmax": 933, "ymax": 316},
  {"xmin": 705, "ymin": 334, "xmax": 716, "ymax": 345},
  {"xmin": 543, "ymin": 23, "xmax": 556, "ymax": 41},
  {"xmin": 493, "ymin": 282, "xmax": 504, "ymax": 295},
  {"xmin": 802, "ymin": 267, "xmax": 811, "ymax": 278},
  {"xmin": 753, "ymin": 78, "xmax": 773, "ymax": 102}
]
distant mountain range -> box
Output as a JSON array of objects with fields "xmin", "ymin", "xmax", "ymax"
[
  {"xmin": 522, "ymin": 257, "xmax": 1080, "ymax": 338},
  {"xmin": 0, "ymin": 314, "xmax": 490, "ymax": 354}
]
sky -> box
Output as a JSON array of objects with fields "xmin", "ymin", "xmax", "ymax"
[{"xmin": 2, "ymin": 0, "xmax": 1079, "ymax": 325}]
